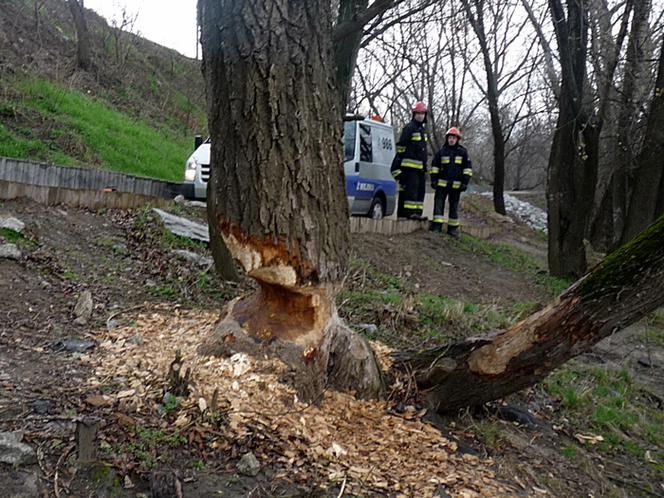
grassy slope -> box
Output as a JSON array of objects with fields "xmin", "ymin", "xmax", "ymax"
[
  {"xmin": 0, "ymin": 77, "xmax": 192, "ymax": 182},
  {"xmin": 0, "ymin": 0, "xmax": 206, "ymax": 182}
]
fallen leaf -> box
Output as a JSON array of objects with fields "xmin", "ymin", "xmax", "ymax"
[
  {"xmin": 85, "ymin": 394, "xmax": 111, "ymax": 407},
  {"xmin": 117, "ymin": 389, "xmax": 136, "ymax": 399},
  {"xmin": 574, "ymin": 433, "xmax": 604, "ymax": 445}
]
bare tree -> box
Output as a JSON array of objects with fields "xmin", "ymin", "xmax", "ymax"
[
  {"xmin": 103, "ymin": 5, "xmax": 140, "ymax": 67},
  {"xmin": 460, "ymin": 0, "xmax": 542, "ymax": 214},
  {"xmin": 33, "ymin": 0, "xmax": 46, "ymax": 45},
  {"xmin": 547, "ymin": 0, "xmax": 601, "ymax": 278},
  {"xmin": 351, "ymin": 1, "xmax": 482, "ymax": 144},
  {"xmin": 67, "ymin": 0, "xmax": 93, "ymax": 72}
]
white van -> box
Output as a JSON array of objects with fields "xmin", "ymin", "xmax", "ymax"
[
  {"xmin": 182, "ymin": 135, "xmax": 210, "ymax": 200},
  {"xmin": 183, "ymin": 118, "xmax": 397, "ymax": 219},
  {"xmin": 343, "ymin": 117, "xmax": 397, "ymax": 219}
]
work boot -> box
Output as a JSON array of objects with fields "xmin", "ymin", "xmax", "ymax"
[
  {"xmin": 447, "ymin": 227, "xmax": 459, "ymax": 238},
  {"xmin": 429, "ymin": 223, "xmax": 442, "ymax": 232}
]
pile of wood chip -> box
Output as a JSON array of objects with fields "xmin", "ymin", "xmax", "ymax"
[{"xmin": 89, "ymin": 306, "xmax": 515, "ymax": 497}]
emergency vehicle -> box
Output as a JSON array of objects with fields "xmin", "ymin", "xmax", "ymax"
[{"xmin": 183, "ymin": 118, "xmax": 397, "ymax": 219}]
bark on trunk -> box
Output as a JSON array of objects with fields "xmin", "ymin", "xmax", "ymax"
[
  {"xmin": 198, "ymin": 0, "xmax": 383, "ymax": 402},
  {"xmin": 67, "ymin": 0, "xmax": 93, "ymax": 72},
  {"xmin": 623, "ymin": 34, "xmax": 664, "ymax": 243},
  {"xmin": 613, "ymin": 0, "xmax": 649, "ymax": 246},
  {"xmin": 611, "ymin": 0, "xmax": 652, "ymax": 248},
  {"xmin": 547, "ymin": 0, "xmax": 598, "ymax": 279},
  {"xmin": 490, "ymin": 111, "xmax": 506, "ymax": 216},
  {"xmin": 206, "ymin": 181, "xmax": 240, "ymax": 281},
  {"xmin": 396, "ymin": 214, "xmax": 664, "ymax": 413}
]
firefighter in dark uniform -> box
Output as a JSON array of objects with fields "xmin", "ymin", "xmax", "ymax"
[
  {"xmin": 390, "ymin": 102, "xmax": 429, "ymax": 219},
  {"xmin": 429, "ymin": 127, "xmax": 472, "ymax": 236}
]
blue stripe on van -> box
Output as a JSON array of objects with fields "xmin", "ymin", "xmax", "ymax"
[{"xmin": 346, "ymin": 176, "xmax": 397, "ymax": 199}]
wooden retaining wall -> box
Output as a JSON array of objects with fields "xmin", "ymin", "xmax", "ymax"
[
  {"xmin": 349, "ymin": 217, "xmax": 501, "ymax": 239},
  {"xmin": 0, "ymin": 180, "xmax": 170, "ymax": 209},
  {"xmin": 0, "ymin": 157, "xmax": 182, "ymax": 209}
]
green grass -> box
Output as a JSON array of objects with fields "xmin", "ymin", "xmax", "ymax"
[
  {"xmin": 338, "ymin": 287, "xmax": 538, "ymax": 348},
  {"xmin": 62, "ymin": 270, "xmax": 80, "ymax": 281},
  {"xmin": 149, "ymin": 286, "xmax": 177, "ymax": 298},
  {"xmin": 0, "ymin": 77, "xmax": 191, "ymax": 181},
  {"xmin": 0, "ymin": 123, "xmax": 76, "ymax": 166},
  {"xmin": 471, "ymin": 419, "xmax": 507, "ymax": 450},
  {"xmin": 454, "ymin": 234, "xmax": 570, "ymax": 296},
  {"xmin": 0, "ymin": 227, "xmax": 37, "ymax": 249},
  {"xmin": 338, "ymin": 258, "xmax": 544, "ymax": 348},
  {"xmin": 113, "ymin": 427, "xmax": 188, "ymax": 471},
  {"xmin": 543, "ymin": 361, "xmax": 664, "ymax": 463},
  {"xmin": 561, "ymin": 445, "xmax": 578, "ymax": 459}
]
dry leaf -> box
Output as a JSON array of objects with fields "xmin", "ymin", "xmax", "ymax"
[
  {"xmin": 197, "ymin": 397, "xmax": 207, "ymax": 412},
  {"xmin": 574, "ymin": 433, "xmax": 604, "ymax": 445},
  {"xmin": 117, "ymin": 389, "xmax": 136, "ymax": 399}
]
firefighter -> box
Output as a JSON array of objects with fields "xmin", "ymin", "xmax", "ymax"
[
  {"xmin": 429, "ymin": 127, "xmax": 472, "ymax": 237},
  {"xmin": 390, "ymin": 102, "xmax": 429, "ymax": 220}
]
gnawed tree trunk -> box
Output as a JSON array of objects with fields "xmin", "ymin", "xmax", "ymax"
[
  {"xmin": 67, "ymin": 0, "xmax": 93, "ymax": 72},
  {"xmin": 198, "ymin": 0, "xmax": 383, "ymax": 402},
  {"xmin": 396, "ymin": 214, "xmax": 664, "ymax": 413}
]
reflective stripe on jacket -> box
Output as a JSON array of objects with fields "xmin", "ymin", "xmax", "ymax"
[{"xmin": 391, "ymin": 120, "xmax": 428, "ymax": 177}]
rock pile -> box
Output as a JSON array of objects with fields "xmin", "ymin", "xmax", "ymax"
[{"xmin": 482, "ymin": 192, "xmax": 547, "ymax": 232}]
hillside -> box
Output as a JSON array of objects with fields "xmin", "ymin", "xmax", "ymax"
[
  {"xmin": 1, "ymin": 195, "xmax": 662, "ymax": 497},
  {"xmin": 0, "ymin": 0, "xmax": 205, "ymax": 181}
]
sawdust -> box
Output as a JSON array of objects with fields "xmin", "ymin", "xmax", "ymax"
[{"xmin": 89, "ymin": 306, "xmax": 516, "ymax": 497}]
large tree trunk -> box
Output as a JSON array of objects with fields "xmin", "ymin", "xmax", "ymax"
[
  {"xmin": 397, "ymin": 213, "xmax": 664, "ymax": 413},
  {"xmin": 622, "ymin": 34, "xmax": 664, "ymax": 243},
  {"xmin": 67, "ymin": 0, "xmax": 93, "ymax": 72},
  {"xmin": 613, "ymin": 0, "xmax": 650, "ymax": 246},
  {"xmin": 198, "ymin": 0, "xmax": 383, "ymax": 402},
  {"xmin": 546, "ymin": 0, "xmax": 598, "ymax": 279}
]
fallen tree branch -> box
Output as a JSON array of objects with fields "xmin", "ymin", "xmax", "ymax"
[{"xmin": 395, "ymin": 214, "xmax": 664, "ymax": 413}]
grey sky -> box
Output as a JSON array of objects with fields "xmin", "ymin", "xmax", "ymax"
[{"xmin": 84, "ymin": 0, "xmax": 199, "ymax": 58}]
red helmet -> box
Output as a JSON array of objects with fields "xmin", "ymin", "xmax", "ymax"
[
  {"xmin": 412, "ymin": 101, "xmax": 428, "ymax": 114},
  {"xmin": 446, "ymin": 127, "xmax": 462, "ymax": 138}
]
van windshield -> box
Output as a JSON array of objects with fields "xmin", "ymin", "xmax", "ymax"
[{"xmin": 343, "ymin": 121, "xmax": 356, "ymax": 161}]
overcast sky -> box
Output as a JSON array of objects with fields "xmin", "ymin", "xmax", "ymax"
[{"xmin": 84, "ymin": 0, "xmax": 199, "ymax": 58}]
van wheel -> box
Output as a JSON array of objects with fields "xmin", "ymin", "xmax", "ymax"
[{"xmin": 368, "ymin": 197, "xmax": 385, "ymax": 220}]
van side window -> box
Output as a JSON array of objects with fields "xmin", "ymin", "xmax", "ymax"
[
  {"xmin": 359, "ymin": 124, "xmax": 372, "ymax": 162},
  {"xmin": 343, "ymin": 121, "xmax": 356, "ymax": 161}
]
